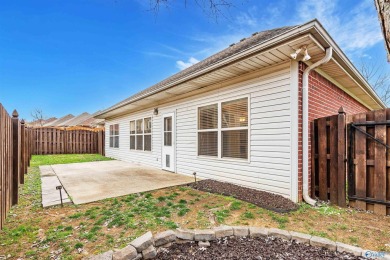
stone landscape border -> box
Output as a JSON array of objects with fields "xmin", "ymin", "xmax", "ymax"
[{"xmin": 87, "ymin": 226, "xmax": 388, "ymax": 260}]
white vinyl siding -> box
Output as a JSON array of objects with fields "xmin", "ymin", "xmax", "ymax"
[{"xmin": 105, "ymin": 63, "xmax": 293, "ymax": 199}]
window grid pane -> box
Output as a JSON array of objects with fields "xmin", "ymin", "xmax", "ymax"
[
  {"xmin": 136, "ymin": 135, "xmax": 143, "ymax": 150},
  {"xmin": 198, "ymin": 131, "xmax": 218, "ymax": 157},
  {"xmin": 222, "ymin": 98, "xmax": 248, "ymax": 128},
  {"xmin": 130, "ymin": 121, "xmax": 135, "ymax": 134},
  {"xmin": 198, "ymin": 104, "xmax": 218, "ymax": 130},
  {"xmin": 136, "ymin": 119, "xmax": 143, "ymax": 134},
  {"xmin": 144, "ymin": 135, "xmax": 151, "ymax": 151},
  {"xmin": 144, "ymin": 117, "xmax": 152, "ymax": 134},
  {"xmin": 222, "ymin": 130, "xmax": 248, "ymax": 159},
  {"xmin": 130, "ymin": 136, "xmax": 135, "ymax": 150}
]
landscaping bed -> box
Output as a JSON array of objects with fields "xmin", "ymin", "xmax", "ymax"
[
  {"xmin": 188, "ymin": 180, "xmax": 298, "ymax": 213},
  {"xmin": 156, "ymin": 236, "xmax": 363, "ymax": 260}
]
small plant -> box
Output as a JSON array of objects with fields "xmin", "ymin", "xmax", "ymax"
[
  {"xmin": 268, "ymin": 212, "xmax": 289, "ymax": 229},
  {"xmin": 349, "ymin": 236, "xmax": 359, "ymax": 244},
  {"xmin": 74, "ymin": 242, "xmax": 84, "ymax": 249},
  {"xmin": 230, "ymin": 201, "xmax": 242, "ymax": 211},
  {"xmin": 69, "ymin": 212, "xmax": 83, "ymax": 219},
  {"xmin": 157, "ymin": 196, "xmax": 166, "ymax": 202},
  {"xmin": 215, "ymin": 209, "xmax": 231, "ymax": 223},
  {"xmin": 178, "ymin": 208, "xmax": 190, "ymax": 216},
  {"xmin": 164, "ymin": 221, "xmax": 178, "ymax": 229},
  {"xmin": 179, "ymin": 199, "xmax": 187, "ymax": 204},
  {"xmin": 241, "ymin": 211, "xmax": 255, "ymax": 219}
]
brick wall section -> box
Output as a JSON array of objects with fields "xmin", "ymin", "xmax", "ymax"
[{"xmin": 297, "ymin": 62, "xmax": 369, "ymax": 201}]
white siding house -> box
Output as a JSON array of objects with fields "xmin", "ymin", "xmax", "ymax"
[
  {"xmin": 96, "ymin": 20, "xmax": 384, "ymax": 203},
  {"xmin": 105, "ymin": 63, "xmax": 294, "ymax": 198}
]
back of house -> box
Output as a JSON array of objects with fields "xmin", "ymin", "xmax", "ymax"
[{"xmin": 95, "ymin": 19, "xmax": 384, "ymax": 203}]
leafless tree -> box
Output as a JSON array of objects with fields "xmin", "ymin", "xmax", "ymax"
[
  {"xmin": 148, "ymin": 0, "xmax": 235, "ymax": 20},
  {"xmin": 359, "ymin": 59, "xmax": 390, "ymax": 106},
  {"xmin": 31, "ymin": 108, "xmax": 46, "ymax": 126}
]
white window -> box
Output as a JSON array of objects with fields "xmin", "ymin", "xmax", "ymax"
[
  {"xmin": 198, "ymin": 97, "xmax": 248, "ymax": 159},
  {"xmin": 109, "ymin": 124, "xmax": 119, "ymax": 148},
  {"xmin": 130, "ymin": 117, "xmax": 152, "ymax": 151}
]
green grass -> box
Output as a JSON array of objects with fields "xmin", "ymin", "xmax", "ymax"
[
  {"xmin": 2, "ymin": 153, "xmax": 390, "ymax": 258},
  {"xmin": 230, "ymin": 201, "xmax": 242, "ymax": 211},
  {"xmin": 30, "ymin": 153, "xmax": 112, "ymax": 167}
]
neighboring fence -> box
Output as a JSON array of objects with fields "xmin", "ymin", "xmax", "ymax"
[
  {"xmin": 347, "ymin": 109, "xmax": 390, "ymax": 215},
  {"xmin": 312, "ymin": 107, "xmax": 390, "ymax": 215},
  {"xmin": 32, "ymin": 127, "xmax": 105, "ymax": 155},
  {"xmin": 0, "ymin": 104, "xmax": 32, "ymax": 229}
]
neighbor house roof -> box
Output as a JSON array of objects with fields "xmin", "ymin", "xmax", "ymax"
[
  {"xmin": 44, "ymin": 114, "xmax": 74, "ymax": 127},
  {"xmin": 27, "ymin": 117, "xmax": 57, "ymax": 127},
  {"xmin": 375, "ymin": 0, "xmax": 390, "ymax": 61},
  {"xmin": 58, "ymin": 112, "xmax": 92, "ymax": 127},
  {"xmin": 96, "ymin": 19, "xmax": 385, "ymax": 118}
]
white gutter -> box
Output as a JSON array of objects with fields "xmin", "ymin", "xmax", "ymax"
[{"xmin": 302, "ymin": 47, "xmax": 333, "ymax": 206}]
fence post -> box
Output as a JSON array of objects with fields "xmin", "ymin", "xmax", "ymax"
[
  {"xmin": 20, "ymin": 120, "xmax": 25, "ymax": 184},
  {"xmin": 337, "ymin": 107, "xmax": 347, "ymax": 207},
  {"xmin": 11, "ymin": 110, "xmax": 19, "ymax": 205}
]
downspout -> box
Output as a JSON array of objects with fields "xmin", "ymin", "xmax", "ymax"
[{"xmin": 302, "ymin": 47, "xmax": 333, "ymax": 206}]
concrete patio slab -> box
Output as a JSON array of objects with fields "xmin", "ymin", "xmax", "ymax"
[
  {"xmin": 50, "ymin": 160, "xmax": 194, "ymax": 204},
  {"xmin": 40, "ymin": 166, "xmax": 71, "ymax": 207}
]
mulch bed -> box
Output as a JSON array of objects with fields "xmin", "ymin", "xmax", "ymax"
[
  {"xmin": 187, "ymin": 180, "xmax": 298, "ymax": 213},
  {"xmin": 156, "ymin": 236, "xmax": 364, "ymax": 260}
]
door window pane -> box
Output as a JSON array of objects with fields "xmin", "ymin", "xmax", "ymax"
[
  {"xmin": 164, "ymin": 117, "xmax": 172, "ymax": 131},
  {"xmin": 164, "ymin": 132, "xmax": 172, "ymax": 146}
]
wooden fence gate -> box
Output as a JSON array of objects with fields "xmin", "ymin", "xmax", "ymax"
[
  {"xmin": 312, "ymin": 107, "xmax": 390, "ymax": 215},
  {"xmin": 32, "ymin": 128, "xmax": 105, "ymax": 155}
]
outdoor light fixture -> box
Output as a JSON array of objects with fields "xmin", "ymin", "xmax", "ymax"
[
  {"xmin": 153, "ymin": 108, "xmax": 158, "ymax": 115},
  {"xmin": 290, "ymin": 45, "xmax": 311, "ymax": 61},
  {"xmin": 290, "ymin": 47, "xmax": 302, "ymax": 59},
  {"xmin": 302, "ymin": 47, "xmax": 311, "ymax": 61}
]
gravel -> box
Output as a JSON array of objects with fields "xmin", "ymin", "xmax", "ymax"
[
  {"xmin": 155, "ymin": 236, "xmax": 365, "ymax": 260},
  {"xmin": 188, "ymin": 180, "xmax": 298, "ymax": 213}
]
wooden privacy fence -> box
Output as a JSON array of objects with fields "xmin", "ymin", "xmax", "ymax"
[
  {"xmin": 32, "ymin": 127, "xmax": 105, "ymax": 155},
  {"xmin": 311, "ymin": 108, "xmax": 346, "ymax": 207},
  {"xmin": 312, "ymin": 107, "xmax": 390, "ymax": 215},
  {"xmin": 0, "ymin": 104, "xmax": 32, "ymax": 229}
]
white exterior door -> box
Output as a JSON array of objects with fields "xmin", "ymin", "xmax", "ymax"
[{"xmin": 162, "ymin": 113, "xmax": 175, "ymax": 172}]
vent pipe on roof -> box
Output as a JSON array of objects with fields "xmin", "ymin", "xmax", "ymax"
[{"xmin": 302, "ymin": 47, "xmax": 333, "ymax": 206}]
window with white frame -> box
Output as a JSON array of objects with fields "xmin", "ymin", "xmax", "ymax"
[
  {"xmin": 198, "ymin": 97, "xmax": 248, "ymax": 159},
  {"xmin": 109, "ymin": 124, "xmax": 119, "ymax": 148},
  {"xmin": 130, "ymin": 117, "xmax": 152, "ymax": 151}
]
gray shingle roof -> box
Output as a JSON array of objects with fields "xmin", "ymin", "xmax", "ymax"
[
  {"xmin": 44, "ymin": 114, "xmax": 74, "ymax": 127},
  {"xmin": 100, "ymin": 25, "xmax": 297, "ymax": 115}
]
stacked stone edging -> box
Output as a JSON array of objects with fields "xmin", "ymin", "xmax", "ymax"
[{"xmin": 86, "ymin": 226, "xmax": 386, "ymax": 259}]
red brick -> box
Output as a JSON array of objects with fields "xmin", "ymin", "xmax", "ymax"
[{"xmin": 296, "ymin": 62, "xmax": 369, "ymax": 202}]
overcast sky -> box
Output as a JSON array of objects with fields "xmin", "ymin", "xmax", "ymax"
[{"xmin": 0, "ymin": 0, "xmax": 388, "ymax": 120}]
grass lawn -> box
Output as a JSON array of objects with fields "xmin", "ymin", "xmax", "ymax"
[{"xmin": 0, "ymin": 154, "xmax": 389, "ymax": 259}]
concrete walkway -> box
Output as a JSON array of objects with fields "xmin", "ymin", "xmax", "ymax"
[
  {"xmin": 50, "ymin": 160, "xmax": 194, "ymax": 205},
  {"xmin": 40, "ymin": 166, "xmax": 71, "ymax": 207}
]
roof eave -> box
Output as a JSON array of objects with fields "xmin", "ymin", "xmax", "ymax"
[{"xmin": 96, "ymin": 19, "xmax": 385, "ymax": 118}]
